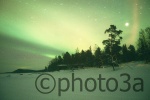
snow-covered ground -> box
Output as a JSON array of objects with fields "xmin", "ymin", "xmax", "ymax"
[{"xmin": 0, "ymin": 61, "xmax": 150, "ymax": 100}]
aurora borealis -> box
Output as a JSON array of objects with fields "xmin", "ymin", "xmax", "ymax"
[{"xmin": 0, "ymin": 0, "xmax": 150, "ymax": 72}]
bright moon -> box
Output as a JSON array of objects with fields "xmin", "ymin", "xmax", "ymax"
[{"xmin": 125, "ymin": 22, "xmax": 129, "ymax": 27}]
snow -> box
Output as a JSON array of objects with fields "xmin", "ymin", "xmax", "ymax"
[{"xmin": 0, "ymin": 61, "xmax": 150, "ymax": 100}]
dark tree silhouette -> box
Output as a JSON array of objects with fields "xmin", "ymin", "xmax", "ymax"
[
  {"xmin": 48, "ymin": 56, "xmax": 59, "ymax": 71},
  {"xmin": 63, "ymin": 52, "xmax": 71, "ymax": 65},
  {"xmin": 128, "ymin": 45, "xmax": 136, "ymax": 61},
  {"xmin": 102, "ymin": 25, "xmax": 123, "ymax": 70},
  {"xmin": 80, "ymin": 50, "xmax": 86, "ymax": 65},
  {"xmin": 85, "ymin": 46, "xmax": 94, "ymax": 67},
  {"xmin": 94, "ymin": 47, "xmax": 102, "ymax": 67},
  {"xmin": 122, "ymin": 44, "xmax": 129, "ymax": 62},
  {"xmin": 137, "ymin": 27, "xmax": 150, "ymax": 62},
  {"xmin": 47, "ymin": 26, "xmax": 150, "ymax": 72}
]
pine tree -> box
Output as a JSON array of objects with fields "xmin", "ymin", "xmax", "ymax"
[
  {"xmin": 63, "ymin": 52, "xmax": 71, "ymax": 64},
  {"xmin": 137, "ymin": 27, "xmax": 150, "ymax": 62},
  {"xmin": 128, "ymin": 45, "xmax": 136, "ymax": 61},
  {"xmin": 85, "ymin": 46, "xmax": 94, "ymax": 67},
  {"xmin": 122, "ymin": 44, "xmax": 129, "ymax": 62},
  {"xmin": 94, "ymin": 47, "xmax": 102, "ymax": 67},
  {"xmin": 102, "ymin": 25, "xmax": 123, "ymax": 70}
]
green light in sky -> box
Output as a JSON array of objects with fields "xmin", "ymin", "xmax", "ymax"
[{"xmin": 0, "ymin": 0, "xmax": 150, "ymax": 72}]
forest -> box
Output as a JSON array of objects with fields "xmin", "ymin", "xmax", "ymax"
[{"xmin": 47, "ymin": 25, "xmax": 150, "ymax": 71}]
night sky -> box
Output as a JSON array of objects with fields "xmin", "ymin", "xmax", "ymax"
[{"xmin": 0, "ymin": 0, "xmax": 150, "ymax": 73}]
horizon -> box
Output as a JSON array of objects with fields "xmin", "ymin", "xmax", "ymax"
[{"xmin": 0, "ymin": 0, "xmax": 150, "ymax": 73}]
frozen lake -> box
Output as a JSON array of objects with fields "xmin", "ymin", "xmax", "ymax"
[{"xmin": 0, "ymin": 62, "xmax": 150, "ymax": 100}]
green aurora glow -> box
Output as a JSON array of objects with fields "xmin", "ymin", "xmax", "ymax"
[{"xmin": 0, "ymin": 0, "xmax": 150, "ymax": 72}]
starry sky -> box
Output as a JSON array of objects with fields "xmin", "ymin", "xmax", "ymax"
[{"xmin": 0, "ymin": 0, "xmax": 150, "ymax": 73}]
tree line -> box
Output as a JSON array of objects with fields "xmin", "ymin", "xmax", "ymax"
[{"xmin": 47, "ymin": 25, "xmax": 150, "ymax": 71}]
